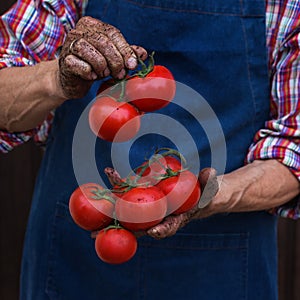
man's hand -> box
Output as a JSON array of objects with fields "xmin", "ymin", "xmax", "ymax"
[
  {"xmin": 59, "ymin": 16, "xmax": 147, "ymax": 99},
  {"xmin": 147, "ymin": 160, "xmax": 300, "ymax": 239},
  {"xmin": 146, "ymin": 168, "xmax": 219, "ymax": 239}
]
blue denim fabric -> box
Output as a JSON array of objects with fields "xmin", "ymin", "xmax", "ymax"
[{"xmin": 20, "ymin": 1, "xmax": 278, "ymax": 299}]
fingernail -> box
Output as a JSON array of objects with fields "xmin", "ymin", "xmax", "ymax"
[
  {"xmin": 103, "ymin": 68, "xmax": 110, "ymax": 77},
  {"xmin": 127, "ymin": 57, "xmax": 137, "ymax": 69},
  {"xmin": 91, "ymin": 72, "xmax": 97, "ymax": 80},
  {"xmin": 116, "ymin": 69, "xmax": 126, "ymax": 79}
]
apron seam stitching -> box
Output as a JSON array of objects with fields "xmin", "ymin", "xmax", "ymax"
[{"xmin": 123, "ymin": 0, "xmax": 244, "ymax": 16}]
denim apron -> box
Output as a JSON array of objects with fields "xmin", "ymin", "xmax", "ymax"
[{"xmin": 20, "ymin": 1, "xmax": 278, "ymax": 299}]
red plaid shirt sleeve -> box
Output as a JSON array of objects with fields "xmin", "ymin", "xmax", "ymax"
[
  {"xmin": 0, "ymin": 0, "xmax": 86, "ymax": 152},
  {"xmin": 246, "ymin": 0, "xmax": 300, "ymax": 219}
]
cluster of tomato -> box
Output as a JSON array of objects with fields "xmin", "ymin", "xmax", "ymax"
[
  {"xmin": 69, "ymin": 149, "xmax": 201, "ymax": 264},
  {"xmin": 76, "ymin": 55, "xmax": 199, "ymax": 264},
  {"xmin": 88, "ymin": 53, "xmax": 176, "ymax": 142}
]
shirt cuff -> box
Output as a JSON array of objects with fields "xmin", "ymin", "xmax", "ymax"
[
  {"xmin": 0, "ymin": 56, "xmax": 35, "ymax": 70},
  {"xmin": 0, "ymin": 111, "xmax": 54, "ymax": 153},
  {"xmin": 269, "ymin": 197, "xmax": 300, "ymax": 220},
  {"xmin": 0, "ymin": 128, "xmax": 37, "ymax": 153}
]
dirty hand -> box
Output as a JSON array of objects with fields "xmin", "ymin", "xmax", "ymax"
[
  {"xmin": 59, "ymin": 16, "xmax": 147, "ymax": 99},
  {"xmin": 147, "ymin": 159, "xmax": 300, "ymax": 239},
  {"xmin": 147, "ymin": 168, "xmax": 219, "ymax": 239}
]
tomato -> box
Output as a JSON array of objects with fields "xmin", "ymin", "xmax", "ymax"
[
  {"xmin": 137, "ymin": 155, "xmax": 182, "ymax": 177},
  {"xmin": 88, "ymin": 96, "xmax": 141, "ymax": 142},
  {"xmin": 156, "ymin": 170, "xmax": 201, "ymax": 215},
  {"xmin": 97, "ymin": 78, "xmax": 119, "ymax": 95},
  {"xmin": 95, "ymin": 228, "xmax": 137, "ymax": 264},
  {"xmin": 97, "ymin": 77, "xmax": 128, "ymax": 100},
  {"xmin": 135, "ymin": 154, "xmax": 182, "ymax": 185},
  {"xmin": 115, "ymin": 186, "xmax": 167, "ymax": 231},
  {"xmin": 125, "ymin": 65, "xmax": 176, "ymax": 112},
  {"xmin": 69, "ymin": 183, "xmax": 115, "ymax": 231}
]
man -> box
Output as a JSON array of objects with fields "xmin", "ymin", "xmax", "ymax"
[{"xmin": 0, "ymin": 0, "xmax": 299, "ymax": 299}]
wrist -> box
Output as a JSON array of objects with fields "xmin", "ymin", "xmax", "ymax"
[
  {"xmin": 41, "ymin": 59, "xmax": 68, "ymax": 104},
  {"xmin": 220, "ymin": 162, "xmax": 263, "ymax": 211}
]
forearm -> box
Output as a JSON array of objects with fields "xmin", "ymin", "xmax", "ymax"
[
  {"xmin": 0, "ymin": 16, "xmax": 147, "ymax": 133},
  {"xmin": 0, "ymin": 59, "xmax": 67, "ymax": 132},
  {"xmin": 147, "ymin": 160, "xmax": 300, "ymax": 239},
  {"xmin": 202, "ymin": 159, "xmax": 300, "ymax": 216}
]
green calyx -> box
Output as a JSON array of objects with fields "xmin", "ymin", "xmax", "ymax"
[
  {"xmin": 133, "ymin": 51, "xmax": 155, "ymax": 78},
  {"xmin": 111, "ymin": 175, "xmax": 151, "ymax": 194},
  {"xmin": 154, "ymin": 147, "xmax": 187, "ymax": 166},
  {"xmin": 89, "ymin": 185, "xmax": 116, "ymax": 204},
  {"xmin": 104, "ymin": 219, "xmax": 124, "ymax": 231}
]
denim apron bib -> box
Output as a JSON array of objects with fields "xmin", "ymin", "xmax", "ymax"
[{"xmin": 20, "ymin": 1, "xmax": 278, "ymax": 299}]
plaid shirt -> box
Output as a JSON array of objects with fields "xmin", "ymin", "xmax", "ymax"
[{"xmin": 0, "ymin": 0, "xmax": 299, "ymax": 218}]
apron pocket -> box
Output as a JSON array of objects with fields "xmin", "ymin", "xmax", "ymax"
[{"xmin": 139, "ymin": 232, "xmax": 249, "ymax": 300}]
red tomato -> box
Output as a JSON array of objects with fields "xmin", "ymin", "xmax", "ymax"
[
  {"xmin": 156, "ymin": 170, "xmax": 201, "ymax": 215},
  {"xmin": 135, "ymin": 155, "xmax": 182, "ymax": 185},
  {"xmin": 125, "ymin": 65, "xmax": 176, "ymax": 112},
  {"xmin": 137, "ymin": 155, "xmax": 182, "ymax": 177},
  {"xmin": 95, "ymin": 228, "xmax": 137, "ymax": 264},
  {"xmin": 115, "ymin": 186, "xmax": 167, "ymax": 231},
  {"xmin": 69, "ymin": 183, "xmax": 115, "ymax": 231},
  {"xmin": 97, "ymin": 78, "xmax": 128, "ymax": 100},
  {"xmin": 88, "ymin": 96, "xmax": 141, "ymax": 142}
]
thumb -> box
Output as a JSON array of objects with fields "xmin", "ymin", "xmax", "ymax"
[{"xmin": 198, "ymin": 168, "xmax": 219, "ymax": 208}]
